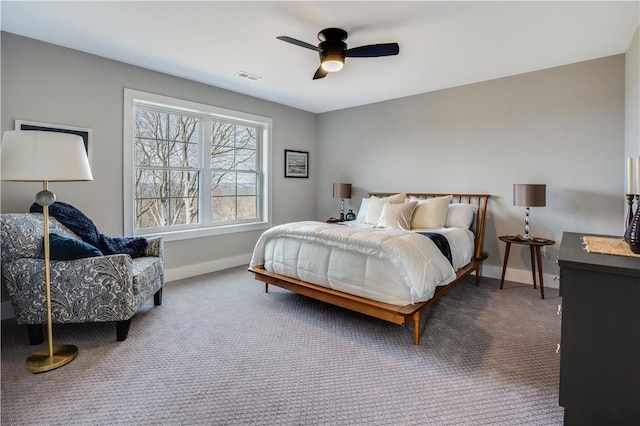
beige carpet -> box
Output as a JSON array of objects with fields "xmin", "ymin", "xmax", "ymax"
[{"xmin": 1, "ymin": 266, "xmax": 563, "ymax": 425}]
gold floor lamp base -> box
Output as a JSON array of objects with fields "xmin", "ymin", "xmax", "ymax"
[{"xmin": 26, "ymin": 344, "xmax": 78, "ymax": 373}]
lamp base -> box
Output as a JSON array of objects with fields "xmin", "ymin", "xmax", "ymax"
[{"xmin": 26, "ymin": 344, "xmax": 78, "ymax": 373}]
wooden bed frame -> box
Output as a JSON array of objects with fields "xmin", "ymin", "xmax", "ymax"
[{"xmin": 248, "ymin": 192, "xmax": 490, "ymax": 345}]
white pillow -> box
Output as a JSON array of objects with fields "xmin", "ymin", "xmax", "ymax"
[
  {"xmin": 446, "ymin": 203, "xmax": 477, "ymax": 229},
  {"xmin": 409, "ymin": 195, "xmax": 452, "ymax": 229},
  {"xmin": 364, "ymin": 193, "xmax": 406, "ymax": 225},
  {"xmin": 376, "ymin": 201, "xmax": 418, "ymax": 230},
  {"xmin": 355, "ymin": 198, "xmax": 370, "ymax": 221}
]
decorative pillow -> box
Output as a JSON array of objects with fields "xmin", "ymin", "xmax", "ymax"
[
  {"xmin": 376, "ymin": 201, "xmax": 418, "ymax": 230},
  {"xmin": 47, "ymin": 233, "xmax": 103, "ymax": 261},
  {"xmin": 446, "ymin": 203, "xmax": 477, "ymax": 229},
  {"xmin": 409, "ymin": 195, "xmax": 453, "ymax": 229},
  {"xmin": 355, "ymin": 197, "xmax": 370, "ymax": 222},
  {"xmin": 364, "ymin": 193, "xmax": 406, "ymax": 225}
]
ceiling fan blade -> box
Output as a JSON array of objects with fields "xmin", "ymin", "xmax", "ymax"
[
  {"xmin": 313, "ymin": 66, "xmax": 328, "ymax": 80},
  {"xmin": 345, "ymin": 43, "xmax": 399, "ymax": 58},
  {"xmin": 276, "ymin": 36, "xmax": 320, "ymax": 51}
]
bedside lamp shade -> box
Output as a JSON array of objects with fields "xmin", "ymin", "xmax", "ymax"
[
  {"xmin": 513, "ymin": 184, "xmax": 546, "ymax": 240},
  {"xmin": 332, "ymin": 183, "xmax": 352, "ymax": 199},
  {"xmin": 332, "ymin": 183, "xmax": 351, "ymax": 221},
  {"xmin": 513, "ymin": 184, "xmax": 546, "ymax": 208}
]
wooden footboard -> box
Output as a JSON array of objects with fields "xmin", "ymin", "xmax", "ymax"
[
  {"xmin": 249, "ymin": 192, "xmax": 490, "ymax": 345},
  {"xmin": 249, "ymin": 253, "xmax": 486, "ymax": 345}
]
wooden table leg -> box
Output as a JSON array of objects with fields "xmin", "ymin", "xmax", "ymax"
[
  {"xmin": 529, "ymin": 245, "xmax": 537, "ymax": 289},
  {"xmin": 500, "ymin": 242, "xmax": 511, "ymax": 289},
  {"xmin": 535, "ymin": 246, "xmax": 545, "ymax": 299}
]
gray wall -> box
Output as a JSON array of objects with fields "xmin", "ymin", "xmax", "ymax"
[
  {"xmin": 0, "ymin": 30, "xmax": 633, "ymax": 302},
  {"xmin": 316, "ymin": 55, "xmax": 626, "ymax": 285},
  {"xmin": 0, "ymin": 32, "xmax": 317, "ymax": 283}
]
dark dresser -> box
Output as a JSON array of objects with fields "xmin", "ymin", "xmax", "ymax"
[{"xmin": 557, "ymin": 232, "xmax": 640, "ymax": 425}]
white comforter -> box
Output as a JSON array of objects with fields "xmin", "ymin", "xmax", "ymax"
[{"xmin": 250, "ymin": 221, "xmax": 475, "ymax": 305}]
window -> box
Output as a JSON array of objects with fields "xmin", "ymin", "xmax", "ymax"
[{"xmin": 124, "ymin": 89, "xmax": 271, "ymax": 241}]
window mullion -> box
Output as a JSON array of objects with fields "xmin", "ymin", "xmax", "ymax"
[{"xmin": 201, "ymin": 117, "xmax": 212, "ymax": 226}]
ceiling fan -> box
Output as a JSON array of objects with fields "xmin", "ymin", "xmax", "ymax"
[{"xmin": 277, "ymin": 28, "xmax": 400, "ymax": 80}]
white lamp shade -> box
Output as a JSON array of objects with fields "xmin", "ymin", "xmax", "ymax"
[{"xmin": 1, "ymin": 130, "xmax": 93, "ymax": 182}]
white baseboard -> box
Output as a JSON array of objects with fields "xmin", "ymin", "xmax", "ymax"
[
  {"xmin": 164, "ymin": 253, "xmax": 253, "ymax": 283},
  {"xmin": 481, "ymin": 264, "xmax": 559, "ymax": 290},
  {"xmin": 1, "ymin": 259, "xmax": 556, "ymax": 320}
]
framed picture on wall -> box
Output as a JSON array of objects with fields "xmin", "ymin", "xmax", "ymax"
[
  {"xmin": 14, "ymin": 119, "xmax": 92, "ymax": 165},
  {"xmin": 284, "ymin": 149, "xmax": 309, "ymax": 178}
]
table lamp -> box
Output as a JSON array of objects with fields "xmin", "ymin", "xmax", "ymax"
[
  {"xmin": 332, "ymin": 183, "xmax": 351, "ymax": 221},
  {"xmin": 513, "ymin": 183, "xmax": 546, "ymax": 240},
  {"xmin": 1, "ymin": 130, "xmax": 93, "ymax": 373}
]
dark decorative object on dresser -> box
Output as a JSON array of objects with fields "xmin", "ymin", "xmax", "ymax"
[
  {"xmin": 624, "ymin": 199, "xmax": 640, "ymax": 253},
  {"xmin": 557, "ymin": 232, "xmax": 640, "ymax": 425}
]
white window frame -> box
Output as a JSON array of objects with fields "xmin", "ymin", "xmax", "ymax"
[{"xmin": 123, "ymin": 88, "xmax": 272, "ymax": 241}]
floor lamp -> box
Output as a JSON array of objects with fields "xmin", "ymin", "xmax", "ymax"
[{"xmin": 1, "ymin": 130, "xmax": 93, "ymax": 373}]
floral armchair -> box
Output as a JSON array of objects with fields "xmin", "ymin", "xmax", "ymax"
[{"xmin": 0, "ymin": 213, "xmax": 164, "ymax": 344}]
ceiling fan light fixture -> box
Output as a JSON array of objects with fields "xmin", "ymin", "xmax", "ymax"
[
  {"xmin": 276, "ymin": 27, "xmax": 399, "ymax": 80},
  {"xmin": 321, "ymin": 56, "xmax": 344, "ymax": 72}
]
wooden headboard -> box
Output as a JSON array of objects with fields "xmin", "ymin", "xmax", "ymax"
[{"xmin": 367, "ymin": 192, "xmax": 490, "ymax": 261}]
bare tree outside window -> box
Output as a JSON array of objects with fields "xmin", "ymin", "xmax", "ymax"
[{"xmin": 133, "ymin": 106, "xmax": 260, "ymax": 231}]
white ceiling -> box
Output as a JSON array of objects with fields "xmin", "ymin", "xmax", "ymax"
[{"xmin": 1, "ymin": 1, "xmax": 639, "ymax": 114}]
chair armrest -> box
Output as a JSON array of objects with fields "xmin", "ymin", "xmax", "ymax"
[{"xmin": 144, "ymin": 236, "xmax": 163, "ymax": 259}]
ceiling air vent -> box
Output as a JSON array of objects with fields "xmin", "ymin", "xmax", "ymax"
[{"xmin": 235, "ymin": 71, "xmax": 261, "ymax": 81}]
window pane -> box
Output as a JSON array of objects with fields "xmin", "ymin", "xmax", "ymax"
[
  {"xmin": 135, "ymin": 108, "xmax": 168, "ymax": 140},
  {"xmin": 212, "ymin": 196, "xmax": 236, "ymax": 222},
  {"xmin": 237, "ymin": 196, "xmax": 257, "ymax": 219},
  {"xmin": 135, "ymin": 109, "xmax": 169, "ymax": 167},
  {"xmin": 136, "ymin": 169, "xmax": 168, "ymax": 198},
  {"xmin": 235, "ymin": 148, "xmax": 256, "ymax": 171},
  {"xmin": 236, "ymin": 126, "xmax": 257, "ymax": 150},
  {"xmin": 136, "ymin": 198, "xmax": 168, "ymax": 229},
  {"xmin": 237, "ymin": 172, "xmax": 256, "ymax": 195},
  {"xmin": 169, "ymin": 114, "xmax": 198, "ymax": 142},
  {"xmin": 168, "ymin": 115, "xmax": 199, "ymax": 167},
  {"xmin": 211, "ymin": 145, "xmax": 235, "ymax": 170},
  {"xmin": 135, "ymin": 138, "xmax": 166, "ymax": 167},
  {"xmin": 169, "ymin": 197, "xmax": 199, "ymax": 226},
  {"xmin": 211, "ymin": 121, "xmax": 234, "ymax": 148},
  {"xmin": 169, "ymin": 170, "xmax": 200, "ymax": 198},
  {"xmin": 211, "ymin": 172, "xmax": 235, "ymax": 196},
  {"xmin": 134, "ymin": 108, "xmax": 200, "ymax": 168}
]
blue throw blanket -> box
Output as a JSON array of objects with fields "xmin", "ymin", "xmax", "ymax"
[
  {"xmin": 416, "ymin": 232, "xmax": 453, "ymax": 265},
  {"xmin": 30, "ymin": 202, "xmax": 148, "ymax": 258}
]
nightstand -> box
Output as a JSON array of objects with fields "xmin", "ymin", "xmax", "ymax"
[{"xmin": 499, "ymin": 235, "xmax": 556, "ymax": 299}]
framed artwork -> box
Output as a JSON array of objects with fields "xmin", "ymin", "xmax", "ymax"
[
  {"xmin": 14, "ymin": 119, "xmax": 92, "ymax": 164},
  {"xmin": 284, "ymin": 149, "xmax": 309, "ymax": 178}
]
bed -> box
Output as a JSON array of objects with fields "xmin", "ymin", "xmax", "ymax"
[{"xmin": 248, "ymin": 192, "xmax": 490, "ymax": 345}]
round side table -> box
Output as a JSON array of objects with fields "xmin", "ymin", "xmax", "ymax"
[{"xmin": 499, "ymin": 235, "xmax": 556, "ymax": 299}]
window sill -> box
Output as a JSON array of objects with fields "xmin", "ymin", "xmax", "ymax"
[{"xmin": 136, "ymin": 221, "xmax": 271, "ymax": 242}]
